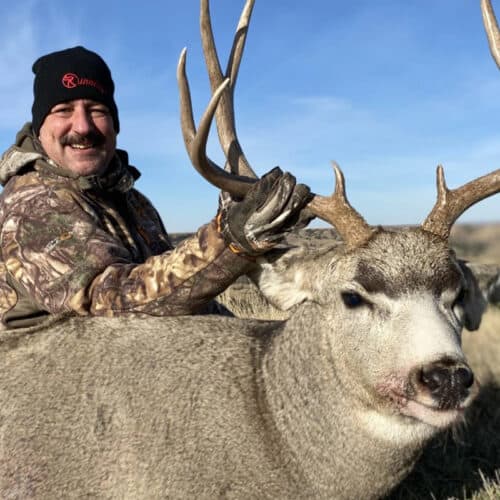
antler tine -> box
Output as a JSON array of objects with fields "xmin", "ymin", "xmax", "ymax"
[
  {"xmin": 308, "ymin": 162, "xmax": 373, "ymax": 247},
  {"xmin": 177, "ymin": 48, "xmax": 256, "ymax": 197},
  {"xmin": 422, "ymin": 165, "xmax": 500, "ymax": 240},
  {"xmin": 177, "ymin": 48, "xmax": 196, "ymax": 150},
  {"xmin": 226, "ymin": 0, "xmax": 255, "ymax": 86},
  {"xmin": 200, "ymin": 0, "xmax": 258, "ymax": 178},
  {"xmin": 481, "ymin": 0, "xmax": 500, "ymax": 68}
]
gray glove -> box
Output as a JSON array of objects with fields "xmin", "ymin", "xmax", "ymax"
[{"xmin": 218, "ymin": 167, "xmax": 313, "ymax": 256}]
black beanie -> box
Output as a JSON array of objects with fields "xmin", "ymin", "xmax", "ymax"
[{"xmin": 31, "ymin": 46, "xmax": 120, "ymax": 135}]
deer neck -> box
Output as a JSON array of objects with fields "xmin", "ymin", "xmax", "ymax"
[{"xmin": 260, "ymin": 302, "xmax": 421, "ymax": 499}]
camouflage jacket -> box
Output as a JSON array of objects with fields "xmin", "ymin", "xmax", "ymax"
[{"xmin": 0, "ymin": 124, "xmax": 250, "ymax": 328}]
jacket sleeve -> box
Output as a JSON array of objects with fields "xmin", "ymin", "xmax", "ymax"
[
  {"xmin": 0, "ymin": 178, "xmax": 251, "ymax": 318},
  {"xmin": 86, "ymin": 220, "xmax": 252, "ymax": 316}
]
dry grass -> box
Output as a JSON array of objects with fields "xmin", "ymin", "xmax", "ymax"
[{"xmin": 451, "ymin": 223, "xmax": 500, "ymax": 264}]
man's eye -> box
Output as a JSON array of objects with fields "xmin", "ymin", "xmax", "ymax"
[
  {"xmin": 90, "ymin": 108, "xmax": 109, "ymax": 117},
  {"xmin": 341, "ymin": 291, "xmax": 366, "ymax": 308},
  {"xmin": 53, "ymin": 107, "xmax": 72, "ymax": 116}
]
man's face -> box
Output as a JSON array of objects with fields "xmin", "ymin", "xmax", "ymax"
[{"xmin": 38, "ymin": 99, "xmax": 116, "ymax": 177}]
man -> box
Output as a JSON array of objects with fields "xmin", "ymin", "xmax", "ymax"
[{"xmin": 0, "ymin": 46, "xmax": 311, "ymax": 328}]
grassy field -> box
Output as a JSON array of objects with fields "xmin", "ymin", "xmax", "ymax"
[{"xmin": 173, "ymin": 223, "xmax": 500, "ymax": 499}]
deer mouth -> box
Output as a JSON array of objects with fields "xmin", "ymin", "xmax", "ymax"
[
  {"xmin": 389, "ymin": 391, "xmax": 466, "ymax": 429},
  {"xmin": 378, "ymin": 360, "xmax": 478, "ymax": 429}
]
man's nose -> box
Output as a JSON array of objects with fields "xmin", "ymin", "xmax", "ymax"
[{"xmin": 71, "ymin": 107, "xmax": 94, "ymax": 135}]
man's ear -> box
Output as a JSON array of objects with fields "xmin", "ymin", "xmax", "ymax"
[{"xmin": 458, "ymin": 260, "xmax": 499, "ymax": 331}]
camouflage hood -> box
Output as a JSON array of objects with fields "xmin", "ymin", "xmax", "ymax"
[{"xmin": 0, "ymin": 122, "xmax": 140, "ymax": 193}]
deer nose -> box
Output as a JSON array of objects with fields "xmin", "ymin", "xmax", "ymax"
[{"xmin": 418, "ymin": 361, "xmax": 474, "ymax": 408}]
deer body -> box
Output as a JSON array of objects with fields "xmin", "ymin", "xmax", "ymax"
[{"xmin": 0, "ymin": 229, "xmax": 478, "ymax": 499}]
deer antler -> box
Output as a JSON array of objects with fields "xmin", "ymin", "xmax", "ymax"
[
  {"xmin": 421, "ymin": 0, "xmax": 500, "ymax": 238},
  {"xmin": 420, "ymin": 2, "xmax": 500, "ymax": 237},
  {"xmin": 481, "ymin": 0, "xmax": 500, "ymax": 68},
  {"xmin": 177, "ymin": 0, "xmax": 374, "ymax": 248},
  {"xmin": 422, "ymin": 165, "xmax": 500, "ymax": 239},
  {"xmin": 177, "ymin": 49, "xmax": 255, "ymax": 197},
  {"xmin": 177, "ymin": 52, "xmax": 372, "ymax": 245},
  {"xmin": 308, "ymin": 164, "xmax": 373, "ymax": 247},
  {"xmin": 200, "ymin": 0, "xmax": 257, "ymax": 178}
]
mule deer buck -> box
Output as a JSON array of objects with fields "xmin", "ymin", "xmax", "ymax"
[{"xmin": 0, "ymin": 1, "xmax": 499, "ymax": 499}]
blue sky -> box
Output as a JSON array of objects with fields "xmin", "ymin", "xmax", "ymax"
[{"xmin": 1, "ymin": 0, "xmax": 500, "ymax": 232}]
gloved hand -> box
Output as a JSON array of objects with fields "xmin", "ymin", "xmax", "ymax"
[{"xmin": 217, "ymin": 167, "xmax": 314, "ymax": 256}]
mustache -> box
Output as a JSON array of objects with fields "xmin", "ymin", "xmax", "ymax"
[{"xmin": 60, "ymin": 132, "xmax": 105, "ymax": 147}]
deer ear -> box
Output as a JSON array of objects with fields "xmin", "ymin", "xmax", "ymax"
[
  {"xmin": 246, "ymin": 246, "xmax": 316, "ymax": 311},
  {"xmin": 458, "ymin": 261, "xmax": 498, "ymax": 331},
  {"xmin": 249, "ymin": 242, "xmax": 341, "ymax": 311}
]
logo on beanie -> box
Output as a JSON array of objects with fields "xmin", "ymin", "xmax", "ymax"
[{"xmin": 61, "ymin": 72, "xmax": 105, "ymax": 93}]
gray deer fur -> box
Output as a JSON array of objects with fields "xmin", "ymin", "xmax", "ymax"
[{"xmin": 0, "ymin": 227, "xmax": 482, "ymax": 499}]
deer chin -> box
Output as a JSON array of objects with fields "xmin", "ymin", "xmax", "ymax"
[
  {"xmin": 376, "ymin": 378, "xmax": 473, "ymax": 430},
  {"xmin": 396, "ymin": 395, "xmax": 465, "ymax": 429}
]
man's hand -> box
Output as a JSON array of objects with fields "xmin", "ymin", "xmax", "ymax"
[{"xmin": 218, "ymin": 167, "xmax": 313, "ymax": 256}]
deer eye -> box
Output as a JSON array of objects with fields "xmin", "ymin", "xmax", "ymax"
[{"xmin": 341, "ymin": 291, "xmax": 366, "ymax": 308}]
